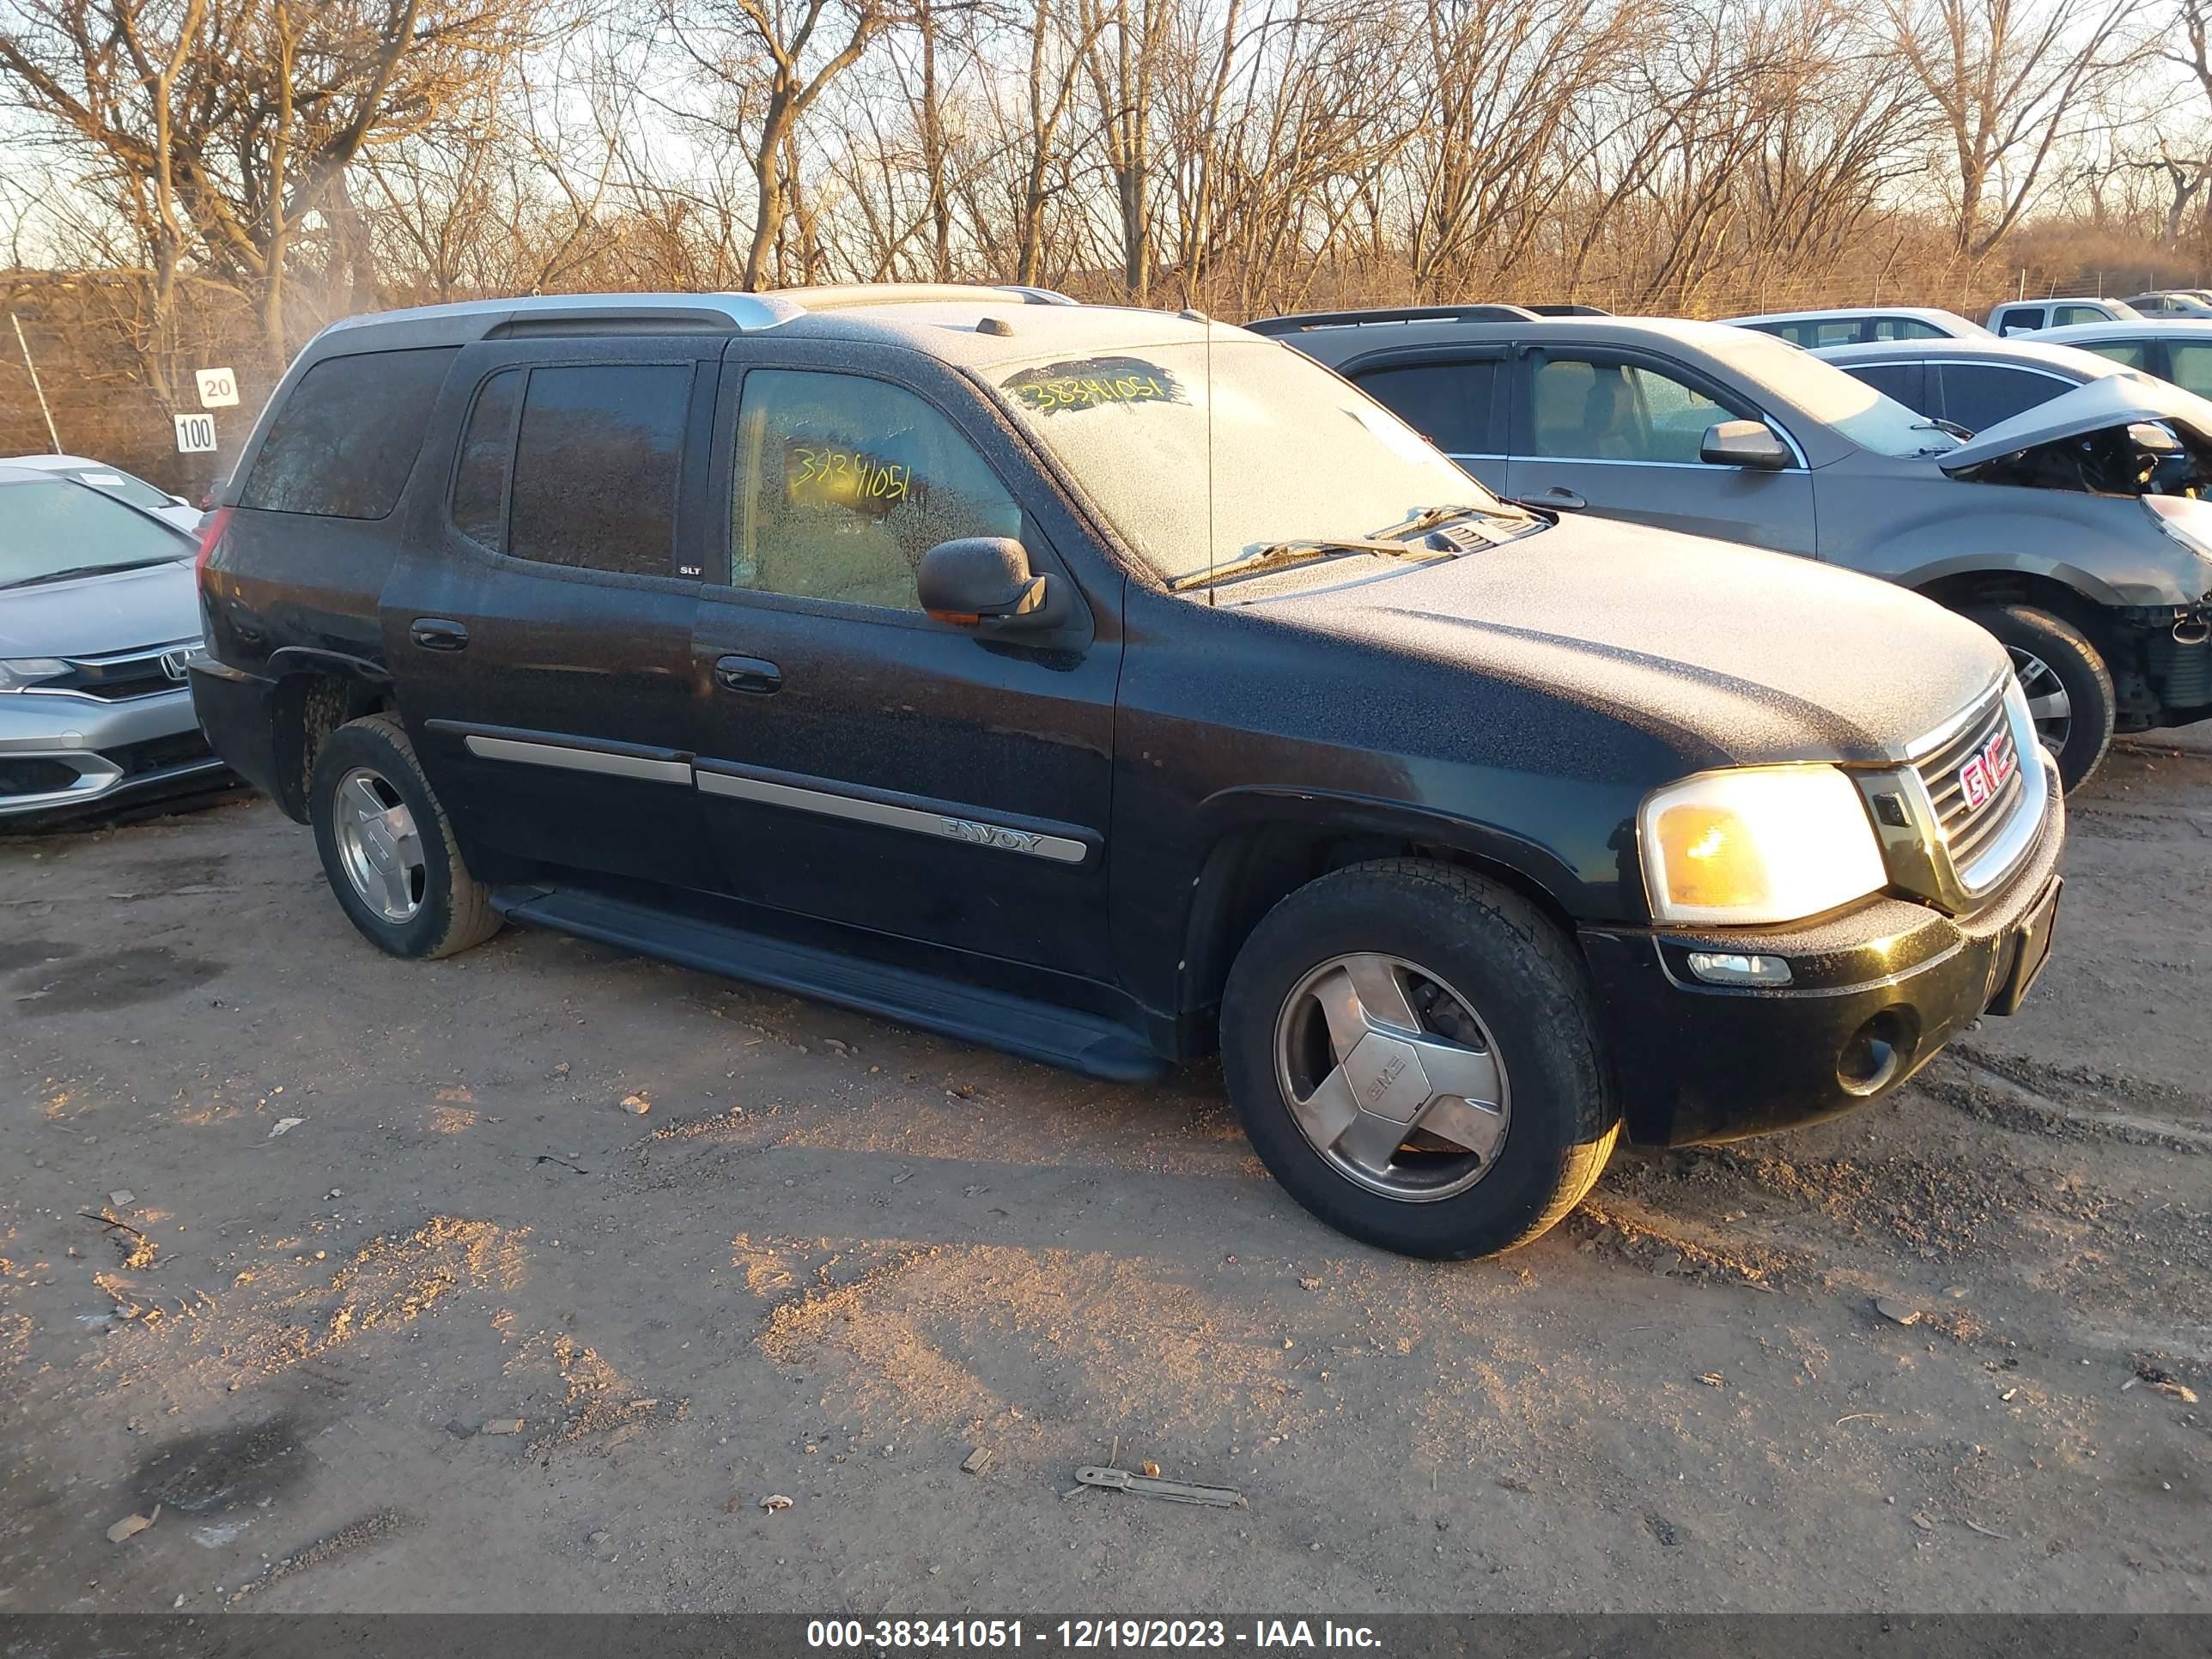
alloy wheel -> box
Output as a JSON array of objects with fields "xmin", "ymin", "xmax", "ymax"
[
  {"xmin": 1271, "ymin": 952, "xmax": 1510, "ymax": 1202},
  {"xmin": 2008, "ymin": 646, "xmax": 2073, "ymax": 758},
  {"xmin": 332, "ymin": 767, "xmax": 428, "ymax": 924}
]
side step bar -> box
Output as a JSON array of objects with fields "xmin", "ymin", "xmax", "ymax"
[{"xmin": 490, "ymin": 884, "xmax": 1166, "ymax": 1084}]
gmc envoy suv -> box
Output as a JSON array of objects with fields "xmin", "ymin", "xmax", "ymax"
[{"xmin": 191, "ymin": 286, "xmax": 2063, "ymax": 1259}]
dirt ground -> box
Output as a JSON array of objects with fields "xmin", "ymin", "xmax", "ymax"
[{"xmin": 2, "ymin": 732, "xmax": 2207, "ymax": 1615}]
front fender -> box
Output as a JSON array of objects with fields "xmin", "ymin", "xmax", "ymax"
[
  {"xmin": 1168, "ymin": 780, "xmax": 1639, "ymax": 1036},
  {"xmin": 1892, "ymin": 546, "xmax": 2135, "ymax": 608},
  {"xmin": 1827, "ymin": 471, "xmax": 2201, "ymax": 607}
]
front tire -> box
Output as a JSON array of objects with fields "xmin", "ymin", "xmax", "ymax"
[
  {"xmin": 1960, "ymin": 604, "xmax": 2114, "ymax": 792},
  {"xmin": 1219, "ymin": 859, "xmax": 1619, "ymax": 1260},
  {"xmin": 309, "ymin": 712, "xmax": 501, "ymax": 959}
]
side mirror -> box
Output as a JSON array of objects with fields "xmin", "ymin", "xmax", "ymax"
[
  {"xmin": 1700, "ymin": 419, "xmax": 1792, "ymax": 471},
  {"xmin": 917, "ymin": 537, "xmax": 1062, "ymax": 631}
]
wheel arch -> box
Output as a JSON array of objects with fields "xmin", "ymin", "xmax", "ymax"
[
  {"xmin": 265, "ymin": 656, "xmax": 396, "ymax": 823},
  {"xmin": 1906, "ymin": 557, "xmax": 2124, "ymax": 626},
  {"xmin": 1175, "ymin": 792, "xmax": 1589, "ymax": 1045}
]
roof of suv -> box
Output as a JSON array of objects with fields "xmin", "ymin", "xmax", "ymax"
[
  {"xmin": 1992, "ymin": 297, "xmax": 2142, "ymax": 319},
  {"xmin": 1264, "ymin": 311, "xmax": 1778, "ymax": 366},
  {"xmin": 1723, "ymin": 305, "xmax": 1984, "ymax": 333},
  {"xmin": 2039, "ymin": 318, "xmax": 2212, "ymax": 344},
  {"xmin": 1812, "ymin": 336, "xmax": 2130, "ymax": 379},
  {"xmin": 296, "ymin": 285, "xmax": 1221, "ymax": 374}
]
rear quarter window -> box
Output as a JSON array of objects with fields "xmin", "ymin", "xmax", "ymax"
[{"xmin": 240, "ymin": 348, "xmax": 459, "ymax": 519}]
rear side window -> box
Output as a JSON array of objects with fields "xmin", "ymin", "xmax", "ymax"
[
  {"xmin": 240, "ymin": 348, "xmax": 458, "ymax": 518},
  {"xmin": 2167, "ymin": 343, "xmax": 2212, "ymax": 399},
  {"xmin": 1938, "ymin": 364, "xmax": 2068, "ymax": 433},
  {"xmin": 2081, "ymin": 340, "xmax": 2149, "ymax": 373},
  {"xmin": 1811, "ymin": 321, "xmax": 1863, "ymax": 347},
  {"xmin": 1352, "ymin": 361, "xmax": 1498, "ymax": 454},
  {"xmin": 1994, "ymin": 307, "xmax": 2044, "ymax": 335},
  {"xmin": 496, "ymin": 364, "xmax": 691, "ymax": 577},
  {"xmin": 1873, "ymin": 317, "xmax": 1945, "ymax": 341},
  {"xmin": 1846, "ymin": 361, "xmax": 1926, "ymax": 413}
]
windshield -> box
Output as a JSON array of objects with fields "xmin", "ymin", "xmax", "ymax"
[
  {"xmin": 1, "ymin": 478, "xmax": 191, "ymax": 587},
  {"xmin": 989, "ymin": 337, "xmax": 1504, "ymax": 582},
  {"xmin": 1698, "ymin": 327, "xmax": 1960, "ymax": 459}
]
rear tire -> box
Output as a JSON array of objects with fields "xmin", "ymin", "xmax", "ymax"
[
  {"xmin": 1220, "ymin": 859, "xmax": 1618, "ymax": 1260},
  {"xmin": 309, "ymin": 712, "xmax": 501, "ymax": 959},
  {"xmin": 1960, "ymin": 604, "xmax": 2113, "ymax": 792}
]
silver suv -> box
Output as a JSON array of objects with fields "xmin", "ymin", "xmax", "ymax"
[{"xmin": 1260, "ymin": 308, "xmax": 2212, "ymax": 788}]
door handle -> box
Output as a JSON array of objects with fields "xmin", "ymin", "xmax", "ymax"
[
  {"xmin": 1535, "ymin": 487, "xmax": 1586, "ymax": 511},
  {"xmin": 714, "ymin": 654, "xmax": 782, "ymax": 695},
  {"xmin": 410, "ymin": 618, "xmax": 470, "ymax": 652}
]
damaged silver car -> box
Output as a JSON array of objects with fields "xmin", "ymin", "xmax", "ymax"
[{"xmin": 1268, "ymin": 313, "xmax": 2212, "ymax": 788}]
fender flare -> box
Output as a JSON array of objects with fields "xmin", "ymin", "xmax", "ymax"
[{"xmin": 1173, "ymin": 783, "xmax": 1616, "ymax": 1015}]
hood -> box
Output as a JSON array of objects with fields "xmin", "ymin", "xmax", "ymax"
[
  {"xmin": 1941, "ymin": 373, "xmax": 2212, "ymax": 471},
  {"xmin": 1246, "ymin": 516, "xmax": 2008, "ymax": 768},
  {"xmin": 0, "ymin": 558, "xmax": 201, "ymax": 658}
]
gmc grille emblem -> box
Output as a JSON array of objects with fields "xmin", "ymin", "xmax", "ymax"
[{"xmin": 1958, "ymin": 729, "xmax": 2015, "ymax": 812}]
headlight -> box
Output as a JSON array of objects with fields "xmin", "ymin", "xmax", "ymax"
[
  {"xmin": 1640, "ymin": 765, "xmax": 1887, "ymax": 926},
  {"xmin": 0, "ymin": 658, "xmax": 70, "ymax": 693}
]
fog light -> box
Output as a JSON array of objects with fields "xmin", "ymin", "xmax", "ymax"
[
  {"xmin": 1686, "ymin": 951, "xmax": 1792, "ymax": 987},
  {"xmin": 1837, "ymin": 1010, "xmax": 1913, "ymax": 1096}
]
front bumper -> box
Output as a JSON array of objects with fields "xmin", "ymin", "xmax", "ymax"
[
  {"xmin": 0, "ymin": 684, "xmax": 229, "ymax": 824},
  {"xmin": 1579, "ymin": 766, "xmax": 2065, "ymax": 1147}
]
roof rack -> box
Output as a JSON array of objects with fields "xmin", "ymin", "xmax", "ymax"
[
  {"xmin": 1522, "ymin": 303, "xmax": 1611, "ymax": 317},
  {"xmin": 763, "ymin": 282, "xmax": 1079, "ymax": 313},
  {"xmin": 1244, "ymin": 303, "xmax": 1539, "ymax": 335},
  {"xmin": 319, "ymin": 283, "xmax": 1080, "ymax": 348}
]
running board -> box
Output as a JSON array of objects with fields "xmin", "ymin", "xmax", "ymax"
[{"xmin": 490, "ymin": 884, "xmax": 1165, "ymax": 1084}]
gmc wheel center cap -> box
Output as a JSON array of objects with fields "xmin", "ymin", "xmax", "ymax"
[{"xmin": 1340, "ymin": 1030, "xmax": 1432, "ymax": 1123}]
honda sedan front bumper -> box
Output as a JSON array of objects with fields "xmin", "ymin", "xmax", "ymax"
[{"xmin": 0, "ymin": 683, "xmax": 229, "ymax": 824}]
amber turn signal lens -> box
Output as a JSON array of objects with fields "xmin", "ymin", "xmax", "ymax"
[{"xmin": 1654, "ymin": 805, "xmax": 1770, "ymax": 911}]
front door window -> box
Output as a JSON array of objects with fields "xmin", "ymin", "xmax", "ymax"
[
  {"xmin": 1529, "ymin": 357, "xmax": 1741, "ymax": 463},
  {"xmin": 728, "ymin": 369, "xmax": 1022, "ymax": 613}
]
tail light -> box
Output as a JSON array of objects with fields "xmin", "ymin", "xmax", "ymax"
[{"xmin": 194, "ymin": 506, "xmax": 234, "ymax": 586}]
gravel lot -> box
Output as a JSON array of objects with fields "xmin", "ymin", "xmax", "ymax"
[{"xmin": 3, "ymin": 732, "xmax": 2208, "ymax": 1613}]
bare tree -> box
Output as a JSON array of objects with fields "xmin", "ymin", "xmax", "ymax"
[
  {"xmin": 0, "ymin": 0, "xmax": 552, "ymax": 362},
  {"xmin": 666, "ymin": 0, "xmax": 893, "ymax": 288},
  {"xmin": 1886, "ymin": 0, "xmax": 2146, "ymax": 256}
]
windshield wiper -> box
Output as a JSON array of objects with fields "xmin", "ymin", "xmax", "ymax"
[
  {"xmin": 0, "ymin": 559, "xmax": 177, "ymax": 592},
  {"xmin": 1911, "ymin": 417, "xmax": 1973, "ymax": 442},
  {"xmin": 1165, "ymin": 538, "xmax": 1437, "ymax": 593},
  {"xmin": 1391, "ymin": 501, "xmax": 1532, "ymax": 536}
]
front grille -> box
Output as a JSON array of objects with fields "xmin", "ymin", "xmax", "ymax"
[
  {"xmin": 36, "ymin": 645, "xmax": 196, "ymax": 702},
  {"xmin": 111, "ymin": 730, "xmax": 215, "ymax": 779},
  {"xmin": 1914, "ymin": 692, "xmax": 2028, "ymax": 880},
  {"xmin": 0, "ymin": 757, "xmax": 81, "ymax": 799}
]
